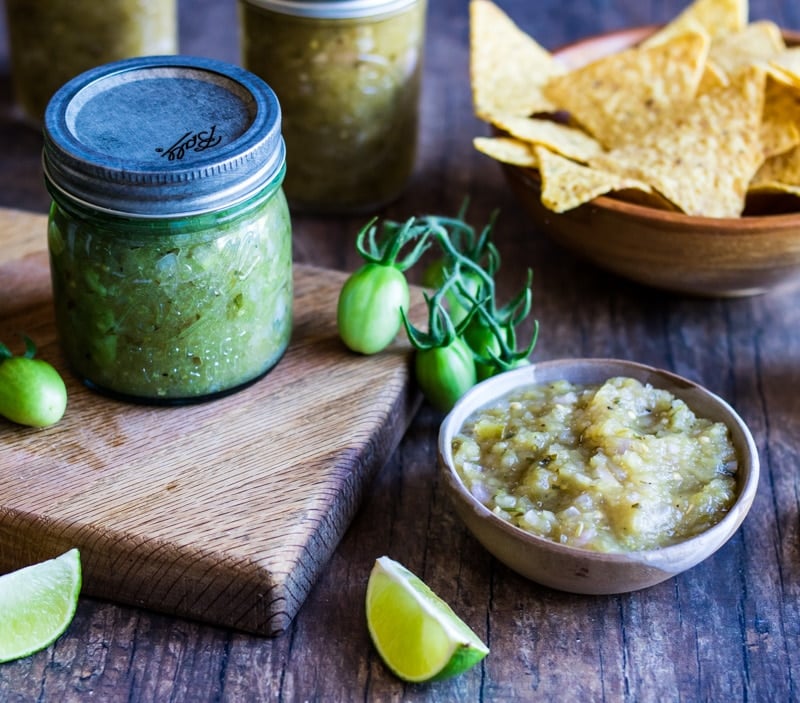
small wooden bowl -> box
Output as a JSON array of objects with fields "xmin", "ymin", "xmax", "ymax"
[
  {"xmin": 437, "ymin": 359, "xmax": 760, "ymax": 595},
  {"xmin": 501, "ymin": 27, "xmax": 800, "ymax": 297}
]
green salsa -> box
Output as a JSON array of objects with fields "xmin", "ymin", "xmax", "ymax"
[
  {"xmin": 240, "ymin": 0, "xmax": 426, "ymax": 213},
  {"xmin": 452, "ymin": 377, "xmax": 738, "ymax": 553},
  {"xmin": 48, "ymin": 185, "xmax": 293, "ymax": 402},
  {"xmin": 4, "ymin": 0, "xmax": 176, "ymax": 123}
]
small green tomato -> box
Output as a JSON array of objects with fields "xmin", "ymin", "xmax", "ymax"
[
  {"xmin": 0, "ymin": 354, "xmax": 68, "ymax": 428},
  {"xmin": 462, "ymin": 318, "xmax": 503, "ymax": 382},
  {"xmin": 422, "ymin": 259, "xmax": 483, "ymax": 327},
  {"xmin": 414, "ymin": 337, "xmax": 477, "ymax": 413},
  {"xmin": 337, "ymin": 263, "xmax": 411, "ymax": 355}
]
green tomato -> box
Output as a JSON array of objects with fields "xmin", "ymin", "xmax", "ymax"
[
  {"xmin": 421, "ymin": 259, "xmax": 483, "ymax": 327},
  {"xmin": 337, "ymin": 262, "xmax": 410, "ymax": 355},
  {"xmin": 0, "ymin": 356, "xmax": 67, "ymax": 427},
  {"xmin": 421, "ymin": 258, "xmax": 446, "ymax": 290},
  {"xmin": 414, "ymin": 337, "xmax": 477, "ymax": 413},
  {"xmin": 463, "ymin": 318, "xmax": 503, "ymax": 382},
  {"xmin": 464, "ymin": 318, "xmax": 535, "ymax": 381}
]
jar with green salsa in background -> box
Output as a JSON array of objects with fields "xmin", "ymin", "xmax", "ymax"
[
  {"xmin": 43, "ymin": 56, "xmax": 293, "ymax": 404},
  {"xmin": 239, "ymin": 0, "xmax": 427, "ymax": 214},
  {"xmin": 4, "ymin": 0, "xmax": 177, "ymax": 124}
]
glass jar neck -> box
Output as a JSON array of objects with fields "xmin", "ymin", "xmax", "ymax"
[{"xmin": 47, "ymin": 163, "xmax": 286, "ymax": 233}]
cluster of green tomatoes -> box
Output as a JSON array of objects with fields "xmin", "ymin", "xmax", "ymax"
[{"xmin": 337, "ymin": 206, "xmax": 538, "ymax": 413}]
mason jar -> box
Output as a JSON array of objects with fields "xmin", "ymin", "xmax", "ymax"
[
  {"xmin": 239, "ymin": 0, "xmax": 427, "ymax": 214},
  {"xmin": 43, "ymin": 56, "xmax": 293, "ymax": 404},
  {"xmin": 4, "ymin": 0, "xmax": 177, "ymax": 124}
]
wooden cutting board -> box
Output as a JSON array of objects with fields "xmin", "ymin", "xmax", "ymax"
[{"xmin": 0, "ymin": 207, "xmax": 423, "ymax": 636}]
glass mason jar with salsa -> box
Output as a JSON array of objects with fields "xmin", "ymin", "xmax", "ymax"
[
  {"xmin": 239, "ymin": 0, "xmax": 428, "ymax": 214},
  {"xmin": 43, "ymin": 56, "xmax": 293, "ymax": 404},
  {"xmin": 4, "ymin": 0, "xmax": 177, "ymax": 124}
]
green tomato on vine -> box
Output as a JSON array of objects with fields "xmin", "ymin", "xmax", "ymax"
[{"xmin": 337, "ymin": 217, "xmax": 432, "ymax": 355}]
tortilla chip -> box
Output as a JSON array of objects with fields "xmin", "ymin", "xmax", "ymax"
[
  {"xmin": 469, "ymin": 0, "xmax": 564, "ymax": 120},
  {"xmin": 761, "ymin": 76, "xmax": 800, "ymax": 159},
  {"xmin": 473, "ymin": 136, "xmax": 538, "ymax": 168},
  {"xmin": 490, "ymin": 114, "xmax": 603, "ymax": 163},
  {"xmin": 469, "ymin": 0, "xmax": 798, "ymax": 219},
  {"xmin": 750, "ymin": 144, "xmax": 800, "ymax": 191},
  {"xmin": 697, "ymin": 60, "xmax": 730, "ymax": 92},
  {"xmin": 769, "ymin": 47, "xmax": 800, "ymax": 87},
  {"xmin": 748, "ymin": 181, "xmax": 800, "ymax": 197},
  {"xmin": 535, "ymin": 146, "xmax": 652, "ymax": 213},
  {"xmin": 589, "ymin": 66, "xmax": 767, "ymax": 217},
  {"xmin": 543, "ymin": 30, "xmax": 709, "ymax": 149},
  {"xmin": 643, "ymin": 0, "xmax": 748, "ymax": 47},
  {"xmin": 708, "ymin": 20, "xmax": 785, "ymax": 77}
]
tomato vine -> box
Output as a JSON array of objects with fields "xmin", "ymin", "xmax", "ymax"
[{"xmin": 337, "ymin": 205, "xmax": 539, "ymax": 412}]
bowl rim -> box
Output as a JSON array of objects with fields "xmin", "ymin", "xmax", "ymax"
[
  {"xmin": 438, "ymin": 358, "xmax": 761, "ymax": 567},
  {"xmin": 503, "ymin": 25, "xmax": 800, "ymax": 227}
]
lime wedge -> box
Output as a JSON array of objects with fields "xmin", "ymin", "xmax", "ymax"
[
  {"xmin": 365, "ymin": 556, "xmax": 489, "ymax": 683},
  {"xmin": 0, "ymin": 548, "xmax": 82, "ymax": 663}
]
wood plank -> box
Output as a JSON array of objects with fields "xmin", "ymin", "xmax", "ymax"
[{"xmin": 0, "ymin": 208, "xmax": 422, "ymax": 636}]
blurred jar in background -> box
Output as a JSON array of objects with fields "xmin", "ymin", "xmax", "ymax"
[
  {"xmin": 4, "ymin": 0, "xmax": 177, "ymax": 124},
  {"xmin": 239, "ymin": 0, "xmax": 427, "ymax": 214}
]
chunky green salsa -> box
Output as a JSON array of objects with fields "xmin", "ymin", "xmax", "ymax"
[
  {"xmin": 240, "ymin": 0, "xmax": 426, "ymax": 213},
  {"xmin": 48, "ymin": 187, "xmax": 293, "ymax": 402},
  {"xmin": 452, "ymin": 377, "xmax": 738, "ymax": 553}
]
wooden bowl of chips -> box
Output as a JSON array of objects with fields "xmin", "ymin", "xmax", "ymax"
[
  {"xmin": 513, "ymin": 26, "xmax": 800, "ymax": 297},
  {"xmin": 470, "ymin": 1, "xmax": 800, "ymax": 297}
]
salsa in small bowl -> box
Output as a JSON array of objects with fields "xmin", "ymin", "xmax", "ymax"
[{"xmin": 438, "ymin": 358, "xmax": 759, "ymax": 594}]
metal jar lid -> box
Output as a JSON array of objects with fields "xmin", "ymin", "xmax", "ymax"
[
  {"xmin": 241, "ymin": 0, "xmax": 419, "ymax": 19},
  {"xmin": 43, "ymin": 55, "xmax": 285, "ymax": 218}
]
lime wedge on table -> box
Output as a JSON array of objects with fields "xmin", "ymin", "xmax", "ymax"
[
  {"xmin": 0, "ymin": 548, "xmax": 82, "ymax": 663},
  {"xmin": 365, "ymin": 556, "xmax": 489, "ymax": 683}
]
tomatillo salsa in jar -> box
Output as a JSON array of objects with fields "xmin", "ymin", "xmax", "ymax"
[
  {"xmin": 43, "ymin": 56, "xmax": 293, "ymax": 404},
  {"xmin": 239, "ymin": 0, "xmax": 427, "ymax": 213}
]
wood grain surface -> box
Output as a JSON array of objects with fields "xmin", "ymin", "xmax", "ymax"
[
  {"xmin": 0, "ymin": 209, "xmax": 422, "ymax": 637},
  {"xmin": 1, "ymin": 0, "xmax": 800, "ymax": 701}
]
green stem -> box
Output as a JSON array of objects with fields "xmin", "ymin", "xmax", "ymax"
[
  {"xmin": 355, "ymin": 217, "xmax": 434, "ymax": 271},
  {"xmin": 22, "ymin": 335, "xmax": 37, "ymax": 359},
  {"xmin": 0, "ymin": 335, "xmax": 38, "ymax": 360},
  {"xmin": 401, "ymin": 274, "xmax": 481, "ymax": 352}
]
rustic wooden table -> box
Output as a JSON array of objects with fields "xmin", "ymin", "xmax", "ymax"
[{"xmin": 1, "ymin": 0, "xmax": 799, "ymax": 700}]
